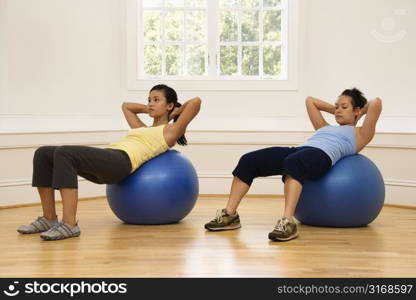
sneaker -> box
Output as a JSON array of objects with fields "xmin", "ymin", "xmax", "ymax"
[
  {"xmin": 204, "ymin": 209, "xmax": 241, "ymax": 231},
  {"xmin": 268, "ymin": 218, "xmax": 298, "ymax": 241},
  {"xmin": 40, "ymin": 222, "xmax": 81, "ymax": 241},
  {"xmin": 17, "ymin": 216, "xmax": 58, "ymax": 234}
]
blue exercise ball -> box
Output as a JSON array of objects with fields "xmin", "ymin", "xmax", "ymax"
[
  {"xmin": 294, "ymin": 154, "xmax": 385, "ymax": 227},
  {"xmin": 106, "ymin": 150, "xmax": 199, "ymax": 225}
]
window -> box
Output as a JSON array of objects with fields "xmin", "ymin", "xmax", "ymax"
[
  {"xmin": 218, "ymin": 0, "xmax": 283, "ymax": 78},
  {"xmin": 126, "ymin": 0, "xmax": 298, "ymax": 90},
  {"xmin": 141, "ymin": 0, "xmax": 208, "ymax": 77}
]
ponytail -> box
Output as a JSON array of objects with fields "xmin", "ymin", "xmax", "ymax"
[{"xmin": 172, "ymin": 102, "xmax": 188, "ymax": 146}]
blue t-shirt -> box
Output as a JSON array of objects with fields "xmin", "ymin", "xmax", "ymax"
[{"xmin": 298, "ymin": 125, "xmax": 356, "ymax": 166}]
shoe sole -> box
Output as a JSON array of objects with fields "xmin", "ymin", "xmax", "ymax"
[
  {"xmin": 41, "ymin": 232, "xmax": 81, "ymax": 241},
  {"xmin": 268, "ymin": 232, "xmax": 298, "ymax": 242},
  {"xmin": 17, "ymin": 229, "xmax": 44, "ymax": 234},
  {"xmin": 205, "ymin": 224, "xmax": 241, "ymax": 231}
]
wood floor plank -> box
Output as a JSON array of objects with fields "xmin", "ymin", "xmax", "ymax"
[{"xmin": 0, "ymin": 196, "xmax": 415, "ymax": 277}]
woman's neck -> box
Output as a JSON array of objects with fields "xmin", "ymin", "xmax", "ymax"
[{"xmin": 152, "ymin": 116, "xmax": 169, "ymax": 127}]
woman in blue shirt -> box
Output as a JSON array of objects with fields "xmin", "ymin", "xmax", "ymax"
[{"xmin": 205, "ymin": 88, "xmax": 382, "ymax": 242}]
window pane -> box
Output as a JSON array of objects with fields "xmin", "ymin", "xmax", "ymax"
[
  {"xmin": 263, "ymin": 45, "xmax": 281, "ymax": 75},
  {"xmin": 166, "ymin": 45, "xmax": 182, "ymax": 75},
  {"xmin": 165, "ymin": 11, "xmax": 183, "ymax": 41},
  {"xmin": 166, "ymin": 0, "xmax": 184, "ymax": 7},
  {"xmin": 263, "ymin": 0, "xmax": 281, "ymax": 7},
  {"xmin": 220, "ymin": 46, "xmax": 238, "ymax": 75},
  {"xmin": 140, "ymin": 0, "xmax": 286, "ymax": 79},
  {"xmin": 220, "ymin": 11, "xmax": 238, "ymax": 42},
  {"xmin": 187, "ymin": 45, "xmax": 206, "ymax": 75},
  {"xmin": 242, "ymin": 46, "xmax": 259, "ymax": 75},
  {"xmin": 241, "ymin": 11, "xmax": 259, "ymax": 42},
  {"xmin": 142, "ymin": 0, "xmax": 163, "ymax": 8},
  {"xmin": 186, "ymin": 11, "xmax": 206, "ymax": 42},
  {"xmin": 144, "ymin": 11, "xmax": 162, "ymax": 42},
  {"xmin": 144, "ymin": 45, "xmax": 162, "ymax": 75},
  {"xmin": 263, "ymin": 10, "xmax": 281, "ymax": 41},
  {"xmin": 220, "ymin": 0, "xmax": 239, "ymax": 8},
  {"xmin": 240, "ymin": 0, "xmax": 259, "ymax": 8},
  {"xmin": 185, "ymin": 0, "xmax": 206, "ymax": 7}
]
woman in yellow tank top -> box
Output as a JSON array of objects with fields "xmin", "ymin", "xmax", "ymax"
[{"xmin": 17, "ymin": 84, "xmax": 201, "ymax": 240}]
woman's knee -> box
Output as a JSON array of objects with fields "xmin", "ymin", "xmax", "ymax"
[
  {"xmin": 33, "ymin": 146, "xmax": 56, "ymax": 163},
  {"xmin": 283, "ymin": 155, "xmax": 301, "ymax": 168},
  {"xmin": 54, "ymin": 145, "xmax": 75, "ymax": 155},
  {"xmin": 236, "ymin": 152, "xmax": 258, "ymax": 169},
  {"xmin": 283, "ymin": 154, "xmax": 328, "ymax": 183},
  {"xmin": 53, "ymin": 146, "xmax": 76, "ymax": 162},
  {"xmin": 232, "ymin": 155, "xmax": 253, "ymax": 186},
  {"xmin": 232, "ymin": 152, "xmax": 258, "ymax": 184},
  {"xmin": 282, "ymin": 155, "xmax": 305, "ymax": 177}
]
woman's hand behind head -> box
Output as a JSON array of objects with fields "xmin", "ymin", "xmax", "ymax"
[{"xmin": 169, "ymin": 107, "xmax": 181, "ymax": 121}]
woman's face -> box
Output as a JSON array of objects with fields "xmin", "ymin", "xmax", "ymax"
[
  {"xmin": 147, "ymin": 90, "xmax": 174, "ymax": 118},
  {"xmin": 334, "ymin": 95, "xmax": 360, "ymax": 125}
]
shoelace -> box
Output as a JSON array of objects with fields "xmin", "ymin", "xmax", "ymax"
[
  {"xmin": 274, "ymin": 219, "xmax": 288, "ymax": 232},
  {"xmin": 30, "ymin": 216, "xmax": 43, "ymax": 226},
  {"xmin": 47, "ymin": 222, "xmax": 62, "ymax": 232},
  {"xmin": 215, "ymin": 210, "xmax": 224, "ymax": 223}
]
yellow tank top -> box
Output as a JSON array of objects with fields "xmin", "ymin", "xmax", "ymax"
[{"xmin": 106, "ymin": 124, "xmax": 169, "ymax": 173}]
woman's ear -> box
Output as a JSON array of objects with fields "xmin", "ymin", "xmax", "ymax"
[
  {"xmin": 353, "ymin": 107, "xmax": 361, "ymax": 123},
  {"xmin": 354, "ymin": 107, "xmax": 360, "ymax": 116},
  {"xmin": 167, "ymin": 103, "xmax": 174, "ymax": 112}
]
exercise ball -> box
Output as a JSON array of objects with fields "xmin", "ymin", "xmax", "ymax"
[
  {"xmin": 106, "ymin": 150, "xmax": 199, "ymax": 225},
  {"xmin": 294, "ymin": 154, "xmax": 385, "ymax": 227}
]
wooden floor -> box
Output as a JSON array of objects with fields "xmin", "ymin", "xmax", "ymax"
[{"xmin": 1, "ymin": 196, "xmax": 415, "ymax": 278}]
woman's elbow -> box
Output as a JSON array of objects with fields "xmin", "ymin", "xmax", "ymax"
[
  {"xmin": 192, "ymin": 97, "xmax": 202, "ymax": 108},
  {"xmin": 373, "ymin": 97, "xmax": 382, "ymax": 110}
]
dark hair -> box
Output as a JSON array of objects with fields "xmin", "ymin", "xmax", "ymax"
[
  {"xmin": 150, "ymin": 84, "xmax": 187, "ymax": 146},
  {"xmin": 340, "ymin": 88, "xmax": 367, "ymax": 109}
]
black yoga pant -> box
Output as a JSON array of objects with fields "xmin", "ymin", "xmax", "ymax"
[
  {"xmin": 32, "ymin": 145, "xmax": 132, "ymax": 189},
  {"xmin": 232, "ymin": 146, "xmax": 332, "ymax": 186}
]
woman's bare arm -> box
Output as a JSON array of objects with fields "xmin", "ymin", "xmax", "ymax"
[
  {"xmin": 167, "ymin": 97, "xmax": 201, "ymax": 140},
  {"xmin": 121, "ymin": 102, "xmax": 148, "ymax": 129},
  {"xmin": 358, "ymin": 98, "xmax": 382, "ymax": 143},
  {"xmin": 305, "ymin": 96, "xmax": 334, "ymax": 130}
]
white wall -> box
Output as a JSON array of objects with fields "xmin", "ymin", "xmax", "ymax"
[
  {"xmin": 1, "ymin": 0, "xmax": 124, "ymax": 131},
  {"xmin": 2, "ymin": 0, "xmax": 414, "ymax": 133},
  {"xmin": 304, "ymin": 0, "xmax": 416, "ymax": 132},
  {"xmin": 0, "ymin": 0, "xmax": 415, "ymax": 207},
  {"xmin": 0, "ymin": 0, "xmax": 7, "ymax": 115},
  {"xmin": 124, "ymin": 0, "xmax": 416, "ymax": 133}
]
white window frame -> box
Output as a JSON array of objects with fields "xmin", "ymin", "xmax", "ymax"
[{"xmin": 126, "ymin": 0, "xmax": 299, "ymax": 91}]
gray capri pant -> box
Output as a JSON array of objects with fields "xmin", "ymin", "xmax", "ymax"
[{"xmin": 32, "ymin": 145, "xmax": 132, "ymax": 189}]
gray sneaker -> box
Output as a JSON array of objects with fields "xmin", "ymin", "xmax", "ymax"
[
  {"xmin": 204, "ymin": 209, "xmax": 241, "ymax": 231},
  {"xmin": 40, "ymin": 222, "xmax": 81, "ymax": 241},
  {"xmin": 17, "ymin": 216, "xmax": 58, "ymax": 234},
  {"xmin": 268, "ymin": 218, "xmax": 298, "ymax": 241}
]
